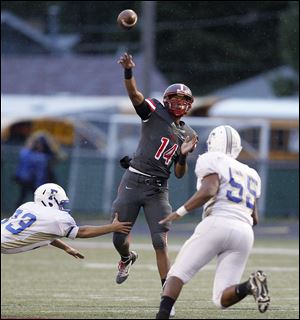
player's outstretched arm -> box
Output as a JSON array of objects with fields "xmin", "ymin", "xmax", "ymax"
[
  {"xmin": 118, "ymin": 52, "xmax": 144, "ymax": 106},
  {"xmin": 76, "ymin": 213, "xmax": 132, "ymax": 238},
  {"xmin": 159, "ymin": 173, "xmax": 219, "ymax": 224},
  {"xmin": 251, "ymin": 201, "xmax": 259, "ymax": 226},
  {"xmin": 50, "ymin": 239, "xmax": 85, "ymax": 259}
]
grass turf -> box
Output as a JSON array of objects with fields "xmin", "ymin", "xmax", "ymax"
[{"xmin": 1, "ymin": 235, "xmax": 299, "ymax": 319}]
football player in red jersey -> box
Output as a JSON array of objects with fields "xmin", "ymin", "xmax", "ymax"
[{"xmin": 112, "ymin": 52, "xmax": 198, "ymax": 316}]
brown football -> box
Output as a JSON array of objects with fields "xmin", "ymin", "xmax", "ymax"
[{"xmin": 117, "ymin": 9, "xmax": 138, "ymax": 30}]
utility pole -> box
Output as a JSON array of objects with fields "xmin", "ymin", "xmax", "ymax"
[
  {"xmin": 48, "ymin": 4, "xmax": 60, "ymax": 53},
  {"xmin": 141, "ymin": 1, "xmax": 156, "ymax": 97}
]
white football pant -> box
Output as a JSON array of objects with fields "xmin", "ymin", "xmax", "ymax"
[{"xmin": 167, "ymin": 215, "xmax": 254, "ymax": 308}]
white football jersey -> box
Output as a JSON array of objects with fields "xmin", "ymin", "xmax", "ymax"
[
  {"xmin": 195, "ymin": 151, "xmax": 261, "ymax": 225},
  {"xmin": 1, "ymin": 202, "xmax": 79, "ymax": 254}
]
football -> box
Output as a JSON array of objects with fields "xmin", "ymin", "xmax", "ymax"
[{"xmin": 117, "ymin": 9, "xmax": 138, "ymax": 30}]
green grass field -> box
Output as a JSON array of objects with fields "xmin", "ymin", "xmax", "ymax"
[{"xmin": 1, "ymin": 233, "xmax": 299, "ymax": 319}]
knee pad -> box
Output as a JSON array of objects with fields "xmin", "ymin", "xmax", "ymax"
[
  {"xmin": 151, "ymin": 232, "xmax": 167, "ymax": 249},
  {"xmin": 113, "ymin": 232, "xmax": 127, "ymax": 250}
]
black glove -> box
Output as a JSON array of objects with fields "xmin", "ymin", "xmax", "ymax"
[{"xmin": 120, "ymin": 156, "xmax": 132, "ymax": 169}]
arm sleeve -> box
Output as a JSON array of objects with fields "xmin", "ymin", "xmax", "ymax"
[
  {"xmin": 56, "ymin": 214, "xmax": 79, "ymax": 240},
  {"xmin": 195, "ymin": 153, "xmax": 221, "ymax": 190},
  {"xmin": 133, "ymin": 98, "xmax": 157, "ymax": 121}
]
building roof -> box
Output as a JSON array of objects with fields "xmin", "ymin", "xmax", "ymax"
[
  {"xmin": 1, "ymin": 10, "xmax": 80, "ymax": 53},
  {"xmin": 210, "ymin": 66, "xmax": 299, "ymax": 99},
  {"xmin": 1, "ymin": 54, "xmax": 169, "ymax": 95},
  {"xmin": 1, "ymin": 10, "xmax": 55, "ymax": 52},
  {"xmin": 1, "ymin": 10, "xmax": 168, "ymax": 96}
]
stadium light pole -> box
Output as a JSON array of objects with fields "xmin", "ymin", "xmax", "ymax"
[{"xmin": 141, "ymin": 1, "xmax": 156, "ymax": 97}]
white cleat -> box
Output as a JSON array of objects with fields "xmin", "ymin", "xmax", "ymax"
[{"xmin": 116, "ymin": 251, "xmax": 138, "ymax": 284}]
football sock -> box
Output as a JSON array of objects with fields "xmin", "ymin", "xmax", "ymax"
[
  {"xmin": 235, "ymin": 280, "xmax": 251, "ymax": 299},
  {"xmin": 156, "ymin": 311, "xmax": 169, "ymax": 319},
  {"xmin": 156, "ymin": 296, "xmax": 175, "ymax": 319}
]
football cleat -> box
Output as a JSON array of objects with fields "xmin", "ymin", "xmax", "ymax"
[
  {"xmin": 116, "ymin": 251, "xmax": 138, "ymax": 284},
  {"xmin": 249, "ymin": 270, "xmax": 270, "ymax": 313}
]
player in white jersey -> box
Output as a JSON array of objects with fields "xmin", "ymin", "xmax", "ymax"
[
  {"xmin": 1, "ymin": 183, "xmax": 131, "ymax": 257},
  {"xmin": 156, "ymin": 125, "xmax": 270, "ymax": 319}
]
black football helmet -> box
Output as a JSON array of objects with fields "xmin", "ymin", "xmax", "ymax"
[{"xmin": 163, "ymin": 83, "xmax": 194, "ymax": 117}]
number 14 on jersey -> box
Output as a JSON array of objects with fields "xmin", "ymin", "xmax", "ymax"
[{"xmin": 155, "ymin": 137, "xmax": 178, "ymax": 165}]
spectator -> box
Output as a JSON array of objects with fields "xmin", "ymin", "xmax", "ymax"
[{"xmin": 14, "ymin": 131, "xmax": 66, "ymax": 207}]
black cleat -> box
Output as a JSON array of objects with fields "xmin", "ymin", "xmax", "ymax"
[{"xmin": 249, "ymin": 270, "xmax": 270, "ymax": 313}]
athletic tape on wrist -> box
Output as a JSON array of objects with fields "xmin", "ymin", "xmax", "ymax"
[{"xmin": 176, "ymin": 205, "xmax": 188, "ymax": 217}]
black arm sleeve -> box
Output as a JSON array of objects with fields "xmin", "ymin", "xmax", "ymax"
[{"xmin": 133, "ymin": 100, "xmax": 152, "ymax": 120}]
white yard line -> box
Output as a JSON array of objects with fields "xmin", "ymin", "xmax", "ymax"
[
  {"xmin": 83, "ymin": 262, "xmax": 298, "ymax": 272},
  {"xmin": 72, "ymin": 241, "xmax": 299, "ymax": 256}
]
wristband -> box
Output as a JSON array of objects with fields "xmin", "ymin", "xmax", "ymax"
[
  {"xmin": 124, "ymin": 68, "xmax": 132, "ymax": 79},
  {"xmin": 178, "ymin": 154, "xmax": 187, "ymax": 165},
  {"xmin": 176, "ymin": 205, "xmax": 188, "ymax": 217}
]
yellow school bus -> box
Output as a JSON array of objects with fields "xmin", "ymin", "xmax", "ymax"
[{"xmin": 191, "ymin": 97, "xmax": 299, "ymax": 161}]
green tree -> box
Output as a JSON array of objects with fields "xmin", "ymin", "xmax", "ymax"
[
  {"xmin": 271, "ymin": 1, "xmax": 299, "ymax": 96},
  {"xmin": 156, "ymin": 1, "xmax": 290, "ymax": 95},
  {"xmin": 279, "ymin": 1, "xmax": 299, "ymax": 71}
]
